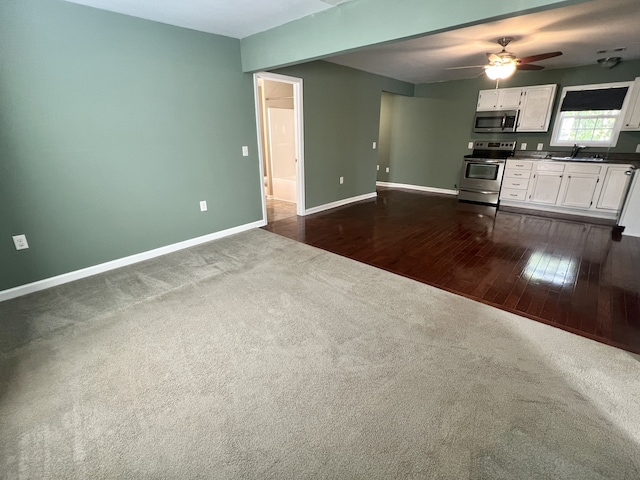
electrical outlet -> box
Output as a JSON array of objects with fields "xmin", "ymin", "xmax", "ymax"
[
  {"xmin": 200, "ymin": 200, "xmax": 208, "ymax": 212},
  {"xmin": 521, "ymin": 143, "xmax": 527, "ymax": 150},
  {"xmin": 385, "ymin": 167, "xmax": 389, "ymax": 173},
  {"xmin": 467, "ymin": 142, "xmax": 474, "ymax": 149},
  {"xmin": 242, "ymin": 146, "xmax": 249, "ymax": 157},
  {"xmin": 372, "ymin": 141, "xmax": 377, "ymax": 149},
  {"xmin": 12, "ymin": 234, "xmax": 29, "ymax": 250},
  {"xmin": 339, "ymin": 176, "xmax": 344, "ymax": 184},
  {"xmin": 636, "ymin": 144, "xmax": 640, "ymax": 153},
  {"xmin": 537, "ymin": 143, "xmax": 544, "ymax": 151}
]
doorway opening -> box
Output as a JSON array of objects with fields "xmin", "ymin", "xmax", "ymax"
[{"xmin": 254, "ymin": 72, "xmax": 305, "ymax": 223}]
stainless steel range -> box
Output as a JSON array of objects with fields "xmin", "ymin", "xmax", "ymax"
[{"xmin": 458, "ymin": 141, "xmax": 515, "ymax": 205}]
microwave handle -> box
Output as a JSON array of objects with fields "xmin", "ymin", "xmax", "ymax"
[{"xmin": 501, "ymin": 113, "xmax": 506, "ymax": 129}]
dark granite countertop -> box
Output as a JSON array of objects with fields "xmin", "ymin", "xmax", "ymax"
[{"xmin": 511, "ymin": 151, "xmax": 640, "ymax": 168}]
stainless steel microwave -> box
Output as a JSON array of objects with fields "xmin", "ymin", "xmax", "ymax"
[{"xmin": 473, "ymin": 110, "xmax": 518, "ymax": 133}]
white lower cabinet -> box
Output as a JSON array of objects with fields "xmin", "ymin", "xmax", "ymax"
[
  {"xmin": 597, "ymin": 167, "xmax": 632, "ymax": 210},
  {"xmin": 500, "ymin": 159, "xmax": 633, "ymax": 219},
  {"xmin": 530, "ymin": 171, "xmax": 564, "ymax": 204},
  {"xmin": 500, "ymin": 160, "xmax": 533, "ymax": 202},
  {"xmin": 559, "ymin": 174, "xmax": 599, "ymax": 208}
]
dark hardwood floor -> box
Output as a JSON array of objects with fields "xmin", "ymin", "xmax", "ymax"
[{"xmin": 263, "ymin": 187, "xmax": 640, "ymax": 354}]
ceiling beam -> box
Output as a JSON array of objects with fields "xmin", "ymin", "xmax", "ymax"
[{"xmin": 240, "ymin": 0, "xmax": 592, "ymax": 73}]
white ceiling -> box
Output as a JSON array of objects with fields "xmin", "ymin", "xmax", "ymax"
[
  {"xmin": 63, "ymin": 0, "xmax": 640, "ymax": 84},
  {"xmin": 63, "ymin": 0, "xmax": 336, "ymax": 38}
]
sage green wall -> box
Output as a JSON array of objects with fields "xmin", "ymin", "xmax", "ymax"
[
  {"xmin": 377, "ymin": 84, "xmax": 477, "ymax": 189},
  {"xmin": 274, "ymin": 62, "xmax": 414, "ymax": 208},
  {"xmin": 0, "ymin": 0, "xmax": 261, "ymax": 291},
  {"xmin": 384, "ymin": 60, "xmax": 640, "ymax": 191},
  {"xmin": 241, "ymin": 0, "xmax": 586, "ymax": 72}
]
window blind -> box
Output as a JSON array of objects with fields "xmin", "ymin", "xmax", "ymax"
[{"xmin": 560, "ymin": 87, "xmax": 628, "ymax": 111}]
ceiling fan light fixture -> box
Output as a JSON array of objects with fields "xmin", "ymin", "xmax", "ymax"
[{"xmin": 485, "ymin": 62, "xmax": 516, "ymax": 80}]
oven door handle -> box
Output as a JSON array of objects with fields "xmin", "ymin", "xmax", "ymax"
[
  {"xmin": 501, "ymin": 114, "xmax": 506, "ymax": 129},
  {"xmin": 461, "ymin": 189, "xmax": 498, "ymax": 195},
  {"xmin": 466, "ymin": 160, "xmax": 504, "ymax": 164}
]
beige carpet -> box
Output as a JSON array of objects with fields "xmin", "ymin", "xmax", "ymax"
[{"xmin": 1, "ymin": 228, "xmax": 639, "ymax": 479}]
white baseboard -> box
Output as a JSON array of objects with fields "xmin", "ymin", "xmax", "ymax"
[
  {"xmin": 376, "ymin": 182, "xmax": 458, "ymax": 196},
  {"xmin": 305, "ymin": 192, "xmax": 377, "ymax": 215},
  {"xmin": 0, "ymin": 219, "xmax": 266, "ymax": 303}
]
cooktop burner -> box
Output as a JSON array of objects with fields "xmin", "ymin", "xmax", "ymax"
[{"xmin": 466, "ymin": 140, "xmax": 516, "ymax": 159}]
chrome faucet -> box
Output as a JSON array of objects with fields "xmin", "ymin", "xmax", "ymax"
[{"xmin": 571, "ymin": 144, "xmax": 586, "ymax": 158}]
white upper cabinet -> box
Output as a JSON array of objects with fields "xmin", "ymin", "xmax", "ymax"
[
  {"xmin": 517, "ymin": 84, "xmax": 557, "ymax": 132},
  {"xmin": 476, "ymin": 84, "xmax": 557, "ymax": 131},
  {"xmin": 621, "ymin": 77, "xmax": 640, "ymax": 131},
  {"xmin": 476, "ymin": 88, "xmax": 522, "ymax": 111},
  {"xmin": 497, "ymin": 88, "xmax": 523, "ymax": 109},
  {"xmin": 477, "ymin": 89, "xmax": 499, "ymax": 110}
]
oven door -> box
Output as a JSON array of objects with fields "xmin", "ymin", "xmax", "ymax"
[{"xmin": 458, "ymin": 159, "xmax": 505, "ymax": 205}]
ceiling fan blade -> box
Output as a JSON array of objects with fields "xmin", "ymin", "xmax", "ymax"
[
  {"xmin": 517, "ymin": 64, "xmax": 544, "ymax": 71},
  {"xmin": 446, "ymin": 65, "xmax": 485, "ymax": 70},
  {"xmin": 517, "ymin": 51, "xmax": 562, "ymax": 65},
  {"xmin": 487, "ymin": 53, "xmax": 501, "ymax": 63}
]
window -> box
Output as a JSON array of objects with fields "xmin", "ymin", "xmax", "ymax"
[{"xmin": 551, "ymin": 82, "xmax": 632, "ymax": 147}]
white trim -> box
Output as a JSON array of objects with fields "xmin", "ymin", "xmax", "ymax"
[
  {"xmin": 376, "ymin": 182, "xmax": 458, "ymax": 195},
  {"xmin": 254, "ymin": 72, "xmax": 306, "ymax": 216},
  {"xmin": 0, "ymin": 220, "xmax": 265, "ymax": 303},
  {"xmin": 305, "ymin": 192, "xmax": 377, "ymax": 215},
  {"xmin": 550, "ymin": 81, "xmax": 633, "ymax": 148},
  {"xmin": 253, "ymin": 76, "xmax": 268, "ymax": 223}
]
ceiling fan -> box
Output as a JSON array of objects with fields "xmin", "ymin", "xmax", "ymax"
[{"xmin": 448, "ymin": 37, "xmax": 562, "ymax": 80}]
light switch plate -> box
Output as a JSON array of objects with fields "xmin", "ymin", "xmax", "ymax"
[
  {"xmin": 242, "ymin": 146, "xmax": 249, "ymax": 157},
  {"xmin": 385, "ymin": 167, "xmax": 389, "ymax": 173},
  {"xmin": 467, "ymin": 142, "xmax": 474, "ymax": 149},
  {"xmin": 521, "ymin": 143, "xmax": 527, "ymax": 150},
  {"xmin": 537, "ymin": 143, "xmax": 544, "ymax": 151},
  {"xmin": 372, "ymin": 141, "xmax": 377, "ymax": 149}
]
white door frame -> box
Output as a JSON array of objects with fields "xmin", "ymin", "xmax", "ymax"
[{"xmin": 253, "ymin": 72, "xmax": 305, "ymax": 218}]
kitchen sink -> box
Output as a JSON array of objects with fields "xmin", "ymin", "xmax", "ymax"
[{"xmin": 549, "ymin": 156, "xmax": 606, "ymax": 162}]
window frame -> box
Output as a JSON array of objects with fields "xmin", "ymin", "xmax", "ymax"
[{"xmin": 550, "ymin": 81, "xmax": 633, "ymax": 148}]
